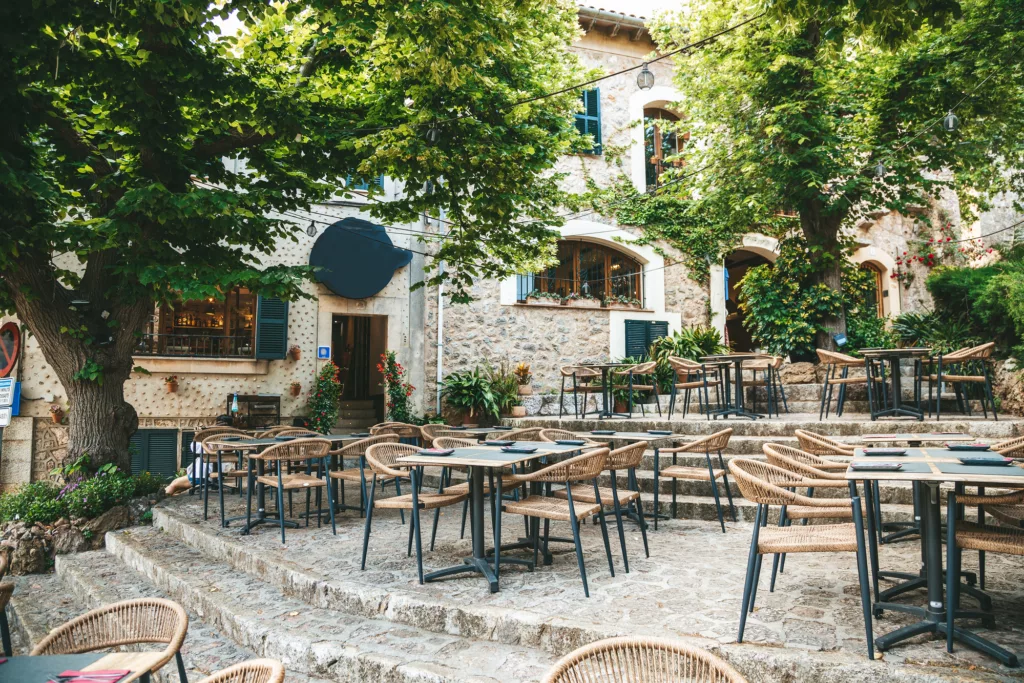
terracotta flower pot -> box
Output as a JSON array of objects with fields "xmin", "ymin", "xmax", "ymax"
[
  {"xmin": 166, "ymin": 382, "xmax": 178, "ymax": 393},
  {"xmin": 290, "ymin": 348, "xmax": 301, "ymax": 360},
  {"xmin": 511, "ymin": 406, "xmax": 527, "ymax": 418},
  {"xmin": 290, "ymin": 384, "xmax": 301, "ymax": 397},
  {"xmin": 517, "ymin": 384, "xmax": 533, "ymax": 396},
  {"xmin": 50, "ymin": 412, "xmax": 63, "ymax": 424}
]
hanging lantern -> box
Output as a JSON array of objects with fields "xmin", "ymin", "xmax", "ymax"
[
  {"xmin": 306, "ymin": 221, "xmax": 317, "ymax": 237},
  {"xmin": 942, "ymin": 110, "xmax": 959, "ymax": 132},
  {"xmin": 426, "ymin": 125, "xmax": 441, "ymax": 144},
  {"xmin": 636, "ymin": 63, "xmax": 655, "ymax": 91},
  {"xmin": 875, "ymin": 161, "xmax": 886, "ymax": 178},
  {"xmin": 581, "ymin": 281, "xmax": 591, "ymax": 298}
]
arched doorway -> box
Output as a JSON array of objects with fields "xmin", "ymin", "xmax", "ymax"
[
  {"xmin": 859, "ymin": 262, "xmax": 885, "ymax": 318},
  {"xmin": 724, "ymin": 249, "xmax": 773, "ymax": 352}
]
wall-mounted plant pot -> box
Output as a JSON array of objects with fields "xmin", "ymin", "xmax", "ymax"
[
  {"xmin": 518, "ymin": 384, "xmax": 533, "ymax": 396},
  {"xmin": 165, "ymin": 382, "xmax": 178, "ymax": 393},
  {"xmin": 290, "ymin": 384, "xmax": 301, "ymax": 397},
  {"xmin": 289, "ymin": 348, "xmax": 302, "ymax": 361},
  {"xmin": 50, "ymin": 411, "xmax": 64, "ymax": 424},
  {"xmin": 510, "ymin": 406, "xmax": 527, "ymax": 418}
]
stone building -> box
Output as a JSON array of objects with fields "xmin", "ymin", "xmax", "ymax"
[{"xmin": 0, "ymin": 5, "xmax": 1013, "ymax": 488}]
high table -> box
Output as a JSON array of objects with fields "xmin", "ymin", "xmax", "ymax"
[
  {"xmin": 859, "ymin": 347, "xmax": 931, "ymax": 420},
  {"xmin": 398, "ymin": 441, "xmax": 588, "ymax": 592},
  {"xmin": 1, "ymin": 651, "xmax": 167, "ymax": 682},
  {"xmin": 700, "ymin": 354, "xmax": 763, "ymax": 420},
  {"xmin": 205, "ymin": 433, "xmax": 363, "ymax": 533},
  {"xmin": 846, "ymin": 448, "xmax": 1024, "ymax": 665}
]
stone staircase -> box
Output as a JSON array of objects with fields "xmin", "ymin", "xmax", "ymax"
[{"xmin": 334, "ymin": 399, "xmax": 378, "ymax": 431}]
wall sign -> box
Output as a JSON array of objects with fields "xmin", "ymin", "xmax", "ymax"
[
  {"xmin": 0, "ymin": 406, "xmax": 10, "ymax": 428},
  {"xmin": 309, "ymin": 217, "xmax": 413, "ymax": 299},
  {"xmin": 0, "ymin": 322, "xmax": 20, "ymax": 378},
  {"xmin": 317, "ymin": 346, "xmax": 331, "ymax": 360},
  {"xmin": 0, "ymin": 378, "xmax": 14, "ymax": 407}
]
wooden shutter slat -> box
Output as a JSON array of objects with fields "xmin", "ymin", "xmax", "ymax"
[{"xmin": 255, "ymin": 296, "xmax": 289, "ymax": 359}]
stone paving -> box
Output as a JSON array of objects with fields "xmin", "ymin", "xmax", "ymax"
[{"xmin": 153, "ymin": 492, "xmax": 1024, "ymax": 681}]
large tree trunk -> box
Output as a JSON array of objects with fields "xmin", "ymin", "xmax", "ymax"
[
  {"xmin": 800, "ymin": 204, "xmax": 847, "ymax": 352},
  {"xmin": 3, "ymin": 257, "xmax": 151, "ymax": 473}
]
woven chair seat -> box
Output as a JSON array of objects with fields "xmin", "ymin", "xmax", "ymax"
[
  {"xmin": 925, "ymin": 374, "xmax": 986, "ymax": 383},
  {"xmin": 330, "ymin": 467, "xmax": 397, "ymax": 484},
  {"xmin": 504, "ymin": 494, "xmax": 602, "ymax": 522},
  {"xmin": 955, "ymin": 521, "xmax": 1024, "ymax": 555},
  {"xmin": 442, "ymin": 474, "xmax": 518, "ymax": 495},
  {"xmin": 786, "ymin": 498, "xmax": 866, "ymax": 520},
  {"xmin": 210, "ymin": 468, "xmax": 247, "ymax": 479},
  {"xmin": 673, "ymin": 380, "xmax": 721, "ymax": 390},
  {"xmin": 660, "ymin": 465, "xmax": 725, "ymax": 481},
  {"xmin": 197, "ymin": 658, "xmax": 285, "ymax": 683},
  {"xmin": 827, "ymin": 376, "xmax": 868, "ymax": 385},
  {"xmin": 625, "ymin": 384, "xmax": 657, "ymax": 391},
  {"xmin": 575, "ymin": 385, "xmax": 604, "ymax": 393},
  {"xmin": 552, "ymin": 484, "xmax": 640, "ymax": 506},
  {"xmin": 256, "ymin": 473, "xmax": 327, "ymax": 490},
  {"xmin": 756, "ymin": 523, "xmax": 859, "ymax": 554},
  {"xmin": 374, "ymin": 490, "xmax": 467, "ymax": 510},
  {"xmin": 988, "ymin": 505, "xmax": 1024, "ymax": 528}
]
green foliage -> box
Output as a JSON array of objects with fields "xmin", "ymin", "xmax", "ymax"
[
  {"xmin": 846, "ymin": 313, "xmax": 897, "ymax": 352},
  {"xmin": 442, "ymin": 368, "xmax": 499, "ymax": 420},
  {"xmin": 611, "ymin": 357, "xmax": 644, "ymax": 405},
  {"xmin": 485, "ymin": 362, "xmax": 521, "ymax": 416},
  {"xmin": 72, "ymin": 359, "xmax": 104, "ymax": 386},
  {"xmin": 378, "ymin": 351, "xmax": 415, "ymax": 423},
  {"xmin": 0, "ymin": 481, "xmax": 65, "ymax": 525},
  {"xmin": 891, "ymin": 311, "xmax": 980, "ymax": 355},
  {"xmin": 0, "ymin": 470, "xmax": 165, "ymax": 525},
  {"xmin": 649, "ymin": 326, "xmax": 727, "ymax": 391},
  {"xmin": 306, "ymin": 363, "xmax": 342, "ymax": 434}
]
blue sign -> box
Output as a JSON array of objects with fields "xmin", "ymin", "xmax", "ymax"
[
  {"xmin": 0, "ymin": 378, "xmax": 13, "ymax": 407},
  {"xmin": 833, "ymin": 333, "xmax": 848, "ymax": 348},
  {"xmin": 317, "ymin": 346, "xmax": 331, "ymax": 360}
]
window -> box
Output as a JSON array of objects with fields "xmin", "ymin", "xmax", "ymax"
[
  {"xmin": 860, "ymin": 262, "xmax": 885, "ymax": 317},
  {"xmin": 139, "ymin": 287, "xmax": 257, "ymax": 358},
  {"xmin": 348, "ymin": 175, "xmax": 384, "ymax": 191},
  {"xmin": 644, "ymin": 108, "xmax": 685, "ymax": 188},
  {"xmin": 575, "ymin": 89, "xmax": 602, "ymax": 155},
  {"xmin": 519, "ymin": 240, "xmax": 643, "ymax": 304}
]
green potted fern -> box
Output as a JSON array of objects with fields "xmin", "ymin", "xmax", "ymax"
[{"xmin": 442, "ymin": 368, "xmax": 499, "ymax": 426}]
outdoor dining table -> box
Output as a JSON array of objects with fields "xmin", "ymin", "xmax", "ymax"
[
  {"xmin": 1, "ymin": 651, "xmax": 168, "ymax": 682},
  {"xmin": 699, "ymin": 354, "xmax": 763, "ymax": 420},
  {"xmin": 846, "ymin": 447, "xmax": 1024, "ymax": 666},
  {"xmin": 859, "ymin": 347, "xmax": 931, "ymax": 420},
  {"xmin": 204, "ymin": 433, "xmax": 364, "ymax": 533},
  {"xmin": 582, "ymin": 362, "xmax": 632, "ymax": 419},
  {"xmin": 397, "ymin": 441, "xmax": 589, "ymax": 593}
]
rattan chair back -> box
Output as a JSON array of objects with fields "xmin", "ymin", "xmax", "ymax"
[
  {"xmin": 254, "ymin": 438, "xmax": 331, "ymax": 463},
  {"xmin": 794, "ymin": 430, "xmax": 855, "ymax": 456},
  {"xmin": 675, "ymin": 428, "xmax": 733, "ymax": 453},
  {"xmin": 543, "ymin": 636, "xmax": 747, "ymax": 683},
  {"xmin": 667, "ymin": 356, "xmax": 702, "ymax": 374},
  {"xmin": 493, "ymin": 427, "xmax": 546, "ymax": 441},
  {"xmin": 196, "ymin": 659, "xmax": 285, "ymax": 683},
  {"xmin": 763, "ymin": 443, "xmax": 843, "ymax": 480},
  {"xmin": 419, "ymin": 424, "xmax": 466, "ymax": 445},
  {"xmin": 538, "ymin": 429, "xmax": 602, "ymax": 445},
  {"xmin": 31, "ymin": 598, "xmax": 188, "ymax": 672},
  {"xmin": 511, "ymin": 448, "xmax": 609, "ymax": 484},
  {"xmin": 197, "ymin": 428, "xmax": 247, "ymax": 455},
  {"xmin": 255, "ymin": 425, "xmax": 297, "ymax": 438},
  {"xmin": 433, "ymin": 437, "xmax": 478, "ymax": 449},
  {"xmin": 727, "ymin": 459, "xmax": 809, "ymax": 506},
  {"xmin": 365, "ymin": 442, "xmax": 420, "ymax": 478},
  {"xmin": 370, "ymin": 422, "xmax": 421, "ymax": 438},
  {"xmin": 270, "ymin": 427, "xmax": 320, "ymax": 437},
  {"xmin": 944, "ymin": 341, "xmax": 996, "ymax": 361},
  {"xmin": 627, "ymin": 360, "xmax": 658, "ymax": 375},
  {"xmin": 561, "ymin": 365, "xmax": 601, "ymax": 379},
  {"xmin": 607, "ymin": 441, "xmax": 647, "ymax": 470},
  {"xmin": 994, "ymin": 435, "xmax": 1024, "ymax": 457},
  {"xmin": 816, "ymin": 349, "xmax": 864, "ymax": 367},
  {"xmin": 332, "ymin": 434, "xmax": 398, "ymax": 457}
]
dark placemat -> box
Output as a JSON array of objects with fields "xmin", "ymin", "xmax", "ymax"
[
  {"xmin": 850, "ymin": 461, "xmax": 933, "ymax": 474},
  {"xmin": 1, "ymin": 653, "xmax": 109, "ymax": 682},
  {"xmin": 936, "ymin": 462, "xmax": 1024, "ymax": 477}
]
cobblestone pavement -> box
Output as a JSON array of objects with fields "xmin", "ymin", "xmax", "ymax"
[{"xmin": 163, "ymin": 491, "xmax": 1024, "ymax": 681}]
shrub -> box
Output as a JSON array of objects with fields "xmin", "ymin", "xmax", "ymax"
[
  {"xmin": 62, "ymin": 473, "xmax": 137, "ymax": 519},
  {"xmin": 0, "ymin": 470, "xmax": 167, "ymax": 526},
  {"xmin": 0, "ymin": 481, "xmax": 64, "ymax": 525},
  {"xmin": 485, "ymin": 362, "xmax": 521, "ymax": 416},
  {"xmin": 442, "ymin": 368, "xmax": 499, "ymax": 420},
  {"xmin": 845, "ymin": 312, "xmax": 897, "ymax": 353},
  {"xmin": 306, "ymin": 362, "xmax": 342, "ymax": 434},
  {"xmin": 649, "ymin": 325, "xmax": 726, "ymax": 392}
]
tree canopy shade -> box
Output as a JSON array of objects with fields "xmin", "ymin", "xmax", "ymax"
[
  {"xmin": 649, "ymin": 0, "xmax": 1024, "ymax": 349},
  {"xmin": 0, "ymin": 0, "xmax": 586, "ymax": 470}
]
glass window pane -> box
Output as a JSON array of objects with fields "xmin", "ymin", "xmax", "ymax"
[
  {"xmin": 610, "ymin": 251, "xmax": 640, "ymax": 301},
  {"xmin": 538, "ymin": 241, "xmax": 574, "ymax": 296},
  {"xmin": 578, "ymin": 244, "xmax": 606, "ymax": 298}
]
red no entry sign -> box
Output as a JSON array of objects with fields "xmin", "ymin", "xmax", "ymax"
[{"xmin": 0, "ymin": 322, "xmax": 21, "ymax": 378}]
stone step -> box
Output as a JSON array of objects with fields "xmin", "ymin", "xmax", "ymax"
[
  {"xmin": 105, "ymin": 526, "xmax": 556, "ymax": 682},
  {"xmin": 335, "ymin": 417, "xmax": 377, "ymax": 429},
  {"xmin": 339, "ymin": 408, "xmax": 377, "ymax": 419}
]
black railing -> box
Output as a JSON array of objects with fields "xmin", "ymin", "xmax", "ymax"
[{"xmin": 135, "ymin": 333, "xmax": 255, "ymax": 358}]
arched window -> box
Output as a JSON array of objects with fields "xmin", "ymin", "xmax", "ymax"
[
  {"xmin": 644, "ymin": 108, "xmax": 682, "ymax": 188},
  {"xmin": 521, "ymin": 240, "xmax": 643, "ymax": 304},
  {"xmin": 859, "ymin": 262, "xmax": 885, "ymax": 317}
]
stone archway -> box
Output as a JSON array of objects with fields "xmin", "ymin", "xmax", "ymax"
[{"xmin": 710, "ymin": 233, "xmax": 780, "ymax": 349}]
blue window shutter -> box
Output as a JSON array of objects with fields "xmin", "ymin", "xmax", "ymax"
[
  {"xmin": 517, "ymin": 273, "xmax": 535, "ymax": 302},
  {"xmin": 575, "ymin": 89, "xmax": 602, "ymax": 155},
  {"xmin": 255, "ymin": 296, "xmax": 289, "ymax": 359},
  {"xmin": 348, "ymin": 175, "xmax": 384, "ymax": 191}
]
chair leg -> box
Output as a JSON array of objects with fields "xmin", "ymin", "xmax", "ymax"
[
  {"xmin": 653, "ymin": 448, "xmax": 660, "ymax": 531},
  {"xmin": 947, "ymin": 492, "xmax": 958, "ymax": 653},
  {"xmin": 738, "ymin": 503, "xmax": 763, "ymax": 642},
  {"xmin": 983, "ymin": 363, "xmax": 998, "ymax": 421},
  {"xmin": 566, "ymin": 490, "xmax": 590, "ymax": 597},
  {"xmin": 559, "ymin": 376, "xmax": 565, "ymax": 419},
  {"xmin": 818, "ymin": 369, "xmax": 830, "ymax": 421},
  {"xmin": 776, "ymin": 368, "xmax": 789, "ymax": 413},
  {"xmin": 175, "ymin": 650, "xmax": 188, "ymax": 683},
  {"xmin": 591, "ymin": 482, "xmax": 615, "ymax": 577},
  {"xmin": 671, "ymin": 452, "xmax": 678, "ymax": 520},
  {"xmin": 631, "ymin": 469, "xmax": 650, "ymax": 558},
  {"xmin": 244, "ymin": 463, "xmax": 254, "ymax": 531},
  {"xmin": 770, "ymin": 505, "xmax": 788, "ymax": 592},
  {"xmin": 324, "ymin": 458, "xmax": 337, "ymax": 535},
  {"xmin": 360, "ymin": 476, "xmax": 378, "ymax": 570},
  {"xmin": 706, "ymin": 451, "xmax": 725, "ymax": 533},
  {"xmin": 0, "ymin": 610, "xmax": 11, "ymax": 657},
  {"xmin": 608, "ymin": 474, "xmax": 629, "ymax": 573},
  {"xmin": 851, "ymin": 494, "xmax": 875, "ymax": 661},
  {"xmin": 217, "ymin": 454, "xmax": 227, "ymax": 528},
  {"xmin": 411, "ymin": 470, "xmax": 424, "ymax": 585},
  {"xmin": 718, "ymin": 450, "xmax": 737, "ymax": 522},
  {"xmin": 275, "ymin": 481, "xmax": 286, "ymax": 544}
]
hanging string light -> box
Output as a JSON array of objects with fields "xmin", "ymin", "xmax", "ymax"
[
  {"xmin": 426, "ymin": 125, "xmax": 441, "ymax": 144},
  {"xmin": 636, "ymin": 63, "xmax": 655, "ymax": 91},
  {"xmin": 874, "ymin": 161, "xmax": 886, "ymax": 178},
  {"xmin": 942, "ymin": 110, "xmax": 960, "ymax": 132},
  {"xmin": 306, "ymin": 220, "xmax": 317, "ymax": 237}
]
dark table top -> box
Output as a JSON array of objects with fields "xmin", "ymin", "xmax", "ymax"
[
  {"xmin": 859, "ymin": 347, "xmax": 931, "ymax": 358},
  {"xmin": 0, "ymin": 651, "xmax": 163, "ymax": 682}
]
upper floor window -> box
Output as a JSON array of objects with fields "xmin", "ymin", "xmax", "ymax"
[
  {"xmin": 644, "ymin": 108, "xmax": 682, "ymax": 188},
  {"xmin": 575, "ymin": 89, "xmax": 602, "ymax": 155},
  {"xmin": 517, "ymin": 240, "xmax": 643, "ymax": 306}
]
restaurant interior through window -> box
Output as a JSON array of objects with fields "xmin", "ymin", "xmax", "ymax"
[
  {"xmin": 529, "ymin": 240, "xmax": 643, "ymax": 306},
  {"xmin": 139, "ymin": 287, "xmax": 256, "ymax": 357}
]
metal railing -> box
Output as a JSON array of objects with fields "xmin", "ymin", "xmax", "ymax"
[{"xmin": 135, "ymin": 333, "xmax": 255, "ymax": 358}]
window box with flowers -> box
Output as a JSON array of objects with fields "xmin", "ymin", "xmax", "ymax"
[
  {"xmin": 524, "ymin": 290, "xmax": 564, "ymax": 306},
  {"xmin": 604, "ymin": 295, "xmax": 643, "ymax": 310},
  {"xmin": 564, "ymin": 292, "xmax": 601, "ymax": 309}
]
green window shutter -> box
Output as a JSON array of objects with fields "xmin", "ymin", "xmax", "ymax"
[
  {"xmin": 130, "ymin": 432, "xmax": 147, "ymax": 475},
  {"xmin": 648, "ymin": 321, "xmax": 669, "ymax": 349},
  {"xmin": 625, "ymin": 320, "xmax": 648, "ymax": 359},
  {"xmin": 575, "ymin": 89, "xmax": 602, "ymax": 155},
  {"xmin": 129, "ymin": 430, "xmax": 178, "ymax": 478},
  {"xmin": 348, "ymin": 175, "xmax": 384, "ymax": 190},
  {"xmin": 255, "ymin": 296, "xmax": 289, "ymax": 359}
]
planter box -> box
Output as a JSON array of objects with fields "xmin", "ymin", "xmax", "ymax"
[
  {"xmin": 566, "ymin": 298, "xmax": 601, "ymax": 309},
  {"xmin": 525, "ymin": 297, "xmax": 562, "ymax": 306}
]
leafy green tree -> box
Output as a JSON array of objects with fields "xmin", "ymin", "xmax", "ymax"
[
  {"xmin": 0, "ymin": 0, "xmax": 584, "ymax": 470},
  {"xmin": 650, "ymin": 0, "xmax": 1024, "ymax": 350}
]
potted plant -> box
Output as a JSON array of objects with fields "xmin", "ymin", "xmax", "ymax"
[
  {"xmin": 164, "ymin": 375, "xmax": 179, "ymax": 393},
  {"xmin": 49, "ymin": 404, "xmax": 64, "ymax": 424},
  {"xmin": 514, "ymin": 362, "xmax": 533, "ymax": 395},
  {"xmin": 525, "ymin": 289, "xmax": 562, "ymax": 306},
  {"xmin": 289, "ymin": 381, "xmax": 302, "ymax": 397},
  {"xmin": 487, "ymin": 362, "xmax": 522, "ymax": 418},
  {"xmin": 442, "ymin": 368, "xmax": 498, "ymax": 426},
  {"xmin": 605, "ymin": 294, "xmax": 642, "ymax": 309},
  {"xmin": 565, "ymin": 291, "xmax": 600, "ymax": 308},
  {"xmin": 289, "ymin": 345, "xmax": 302, "ymax": 361}
]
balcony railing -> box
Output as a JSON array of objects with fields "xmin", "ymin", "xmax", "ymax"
[{"xmin": 135, "ymin": 333, "xmax": 255, "ymax": 358}]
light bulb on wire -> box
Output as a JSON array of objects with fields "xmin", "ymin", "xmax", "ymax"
[
  {"xmin": 874, "ymin": 161, "xmax": 886, "ymax": 178},
  {"xmin": 942, "ymin": 111, "xmax": 959, "ymax": 132},
  {"xmin": 306, "ymin": 221, "xmax": 317, "ymax": 237},
  {"xmin": 637, "ymin": 63, "xmax": 655, "ymax": 91}
]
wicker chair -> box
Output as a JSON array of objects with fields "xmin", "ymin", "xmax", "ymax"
[
  {"xmin": 371, "ymin": 422, "xmax": 423, "ymax": 445},
  {"xmin": 611, "ymin": 361, "xmax": 662, "ymax": 417},
  {"xmin": 537, "ymin": 429, "xmax": 604, "ymax": 446},
  {"xmin": 946, "ymin": 488, "xmax": 1024, "ymax": 664},
  {"xmin": 486, "ymin": 427, "xmax": 546, "ymax": 442},
  {"xmin": 361, "ymin": 443, "xmax": 468, "ymax": 583},
  {"xmin": 0, "ymin": 552, "xmax": 12, "ymax": 656},
  {"xmin": 269, "ymin": 427, "xmax": 320, "ymax": 437},
  {"xmin": 31, "ymin": 598, "xmax": 190, "ymax": 683},
  {"xmin": 793, "ymin": 429, "xmax": 855, "ymax": 462},
  {"xmin": 742, "ymin": 355, "xmax": 788, "ymax": 417},
  {"xmin": 433, "ymin": 436, "xmax": 519, "ymax": 546},
  {"xmin": 197, "ymin": 659, "xmax": 285, "ymax": 683},
  {"xmin": 816, "ymin": 349, "xmax": 871, "ymax": 419},
  {"xmin": 328, "ymin": 434, "xmax": 400, "ymax": 516},
  {"xmin": 552, "ymin": 441, "xmax": 650, "ymax": 572},
  {"xmin": 727, "ymin": 458, "xmax": 874, "ymax": 659},
  {"xmin": 196, "ymin": 428, "xmax": 249, "ymax": 526},
  {"xmin": 927, "ymin": 342, "xmax": 998, "ymax": 420},
  {"xmin": 655, "ymin": 429, "xmax": 735, "ymax": 532},
  {"xmin": 993, "ymin": 435, "xmax": 1024, "ymax": 458},
  {"xmin": 245, "ymin": 438, "xmax": 335, "ymax": 543},
  {"xmin": 666, "ymin": 357, "xmax": 722, "ymax": 420},
  {"xmin": 543, "ymin": 636, "xmax": 747, "ymax": 683},
  {"xmin": 419, "ymin": 424, "xmax": 468, "ymax": 447},
  {"xmin": 948, "ymin": 487, "xmax": 1024, "ymax": 591},
  {"xmin": 559, "ymin": 366, "xmax": 603, "ymax": 419},
  {"xmin": 255, "ymin": 425, "xmax": 299, "ymax": 438},
  {"xmin": 504, "ymin": 449, "xmax": 615, "ymax": 597}
]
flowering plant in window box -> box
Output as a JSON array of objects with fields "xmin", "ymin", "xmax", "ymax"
[
  {"xmin": 524, "ymin": 289, "xmax": 563, "ymax": 305},
  {"xmin": 604, "ymin": 295, "xmax": 642, "ymax": 309},
  {"xmin": 564, "ymin": 292, "xmax": 601, "ymax": 308}
]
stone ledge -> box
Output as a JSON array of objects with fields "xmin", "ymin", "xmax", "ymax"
[{"xmin": 131, "ymin": 356, "xmax": 270, "ymax": 376}]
